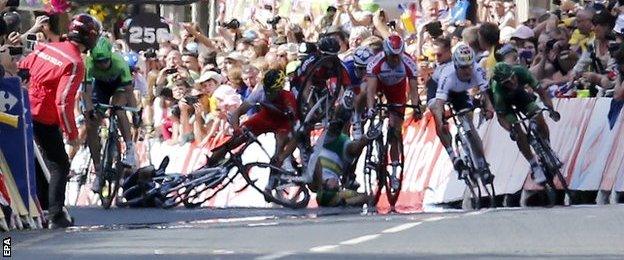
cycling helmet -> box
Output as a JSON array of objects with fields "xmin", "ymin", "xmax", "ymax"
[
  {"xmin": 263, "ymin": 69, "xmax": 286, "ymax": 94},
  {"xmin": 123, "ymin": 51, "xmax": 140, "ymax": 71},
  {"xmin": 492, "ymin": 62, "xmax": 515, "ymax": 83},
  {"xmin": 452, "ymin": 44, "xmax": 475, "ymax": 68},
  {"xmin": 90, "ymin": 37, "xmax": 113, "ymax": 61},
  {"xmin": 353, "ymin": 47, "xmax": 374, "ymax": 67},
  {"xmin": 382, "ymin": 35, "xmax": 404, "ymax": 56},
  {"xmin": 317, "ymin": 36, "xmax": 340, "ymax": 56},
  {"xmin": 67, "ymin": 14, "xmax": 102, "ymax": 51}
]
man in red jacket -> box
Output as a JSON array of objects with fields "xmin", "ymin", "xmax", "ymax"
[{"xmin": 18, "ymin": 14, "xmax": 100, "ymax": 229}]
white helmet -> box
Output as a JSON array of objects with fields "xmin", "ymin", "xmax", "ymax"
[
  {"xmin": 452, "ymin": 44, "xmax": 475, "ymax": 68},
  {"xmin": 353, "ymin": 47, "xmax": 374, "ymax": 67}
]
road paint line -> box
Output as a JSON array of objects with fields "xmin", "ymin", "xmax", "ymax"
[
  {"xmin": 18, "ymin": 232, "xmax": 60, "ymax": 248},
  {"xmin": 340, "ymin": 234, "xmax": 381, "ymax": 245},
  {"xmin": 309, "ymin": 245, "xmax": 340, "ymax": 252},
  {"xmin": 189, "ymin": 216, "xmax": 276, "ymax": 224},
  {"xmin": 248, "ymin": 222, "xmax": 279, "ymax": 227},
  {"xmin": 256, "ymin": 251, "xmax": 295, "ymax": 260},
  {"xmin": 423, "ymin": 216, "xmax": 447, "ymax": 222},
  {"xmin": 382, "ymin": 222, "xmax": 422, "ymax": 233},
  {"xmin": 213, "ymin": 249, "xmax": 235, "ymax": 254}
]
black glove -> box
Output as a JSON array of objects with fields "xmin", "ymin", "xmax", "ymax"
[{"xmin": 549, "ymin": 109, "xmax": 561, "ymax": 122}]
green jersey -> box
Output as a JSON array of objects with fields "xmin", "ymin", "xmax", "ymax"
[
  {"xmin": 491, "ymin": 65, "xmax": 541, "ymax": 123},
  {"xmin": 85, "ymin": 52, "xmax": 132, "ymax": 87}
]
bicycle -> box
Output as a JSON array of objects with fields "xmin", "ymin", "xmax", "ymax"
[
  {"xmin": 514, "ymin": 108, "xmax": 571, "ymax": 207},
  {"xmin": 445, "ymin": 104, "xmax": 496, "ymax": 210},
  {"xmin": 159, "ymin": 112, "xmax": 311, "ymax": 209},
  {"xmin": 361, "ymin": 100, "xmax": 420, "ymax": 210},
  {"xmin": 94, "ymin": 103, "xmax": 140, "ymax": 209}
]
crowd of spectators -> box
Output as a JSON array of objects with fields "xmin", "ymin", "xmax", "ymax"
[{"xmin": 1, "ymin": 0, "xmax": 624, "ymax": 149}]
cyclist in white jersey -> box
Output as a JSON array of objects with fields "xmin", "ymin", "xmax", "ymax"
[{"xmin": 431, "ymin": 44, "xmax": 496, "ymax": 180}]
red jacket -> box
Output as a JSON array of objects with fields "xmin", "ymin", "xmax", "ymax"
[{"xmin": 19, "ymin": 41, "xmax": 85, "ymax": 141}]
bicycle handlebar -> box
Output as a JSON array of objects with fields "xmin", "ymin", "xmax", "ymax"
[{"xmin": 95, "ymin": 103, "xmax": 140, "ymax": 113}]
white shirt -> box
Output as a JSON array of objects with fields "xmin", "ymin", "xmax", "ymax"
[{"xmin": 436, "ymin": 64, "xmax": 488, "ymax": 101}]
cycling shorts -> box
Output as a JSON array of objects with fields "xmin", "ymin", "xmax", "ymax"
[
  {"xmin": 378, "ymin": 82, "xmax": 407, "ymax": 115},
  {"xmin": 92, "ymin": 79, "xmax": 127, "ymax": 105},
  {"xmin": 502, "ymin": 101, "xmax": 541, "ymax": 125},
  {"xmin": 240, "ymin": 110, "xmax": 292, "ymax": 136}
]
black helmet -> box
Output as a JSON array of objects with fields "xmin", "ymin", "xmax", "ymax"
[
  {"xmin": 67, "ymin": 14, "xmax": 102, "ymax": 51},
  {"xmin": 317, "ymin": 36, "xmax": 340, "ymax": 56},
  {"xmin": 262, "ymin": 69, "xmax": 286, "ymax": 95}
]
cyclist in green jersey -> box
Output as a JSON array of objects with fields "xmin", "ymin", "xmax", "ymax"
[
  {"xmin": 491, "ymin": 62, "xmax": 561, "ymax": 184},
  {"xmin": 309, "ymin": 119, "xmax": 372, "ymax": 207},
  {"xmin": 82, "ymin": 37, "xmax": 138, "ymax": 193}
]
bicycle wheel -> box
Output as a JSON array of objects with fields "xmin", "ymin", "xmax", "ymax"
[
  {"xmin": 182, "ymin": 165, "xmax": 240, "ymax": 209},
  {"xmin": 363, "ymin": 132, "xmax": 385, "ymax": 208},
  {"xmin": 99, "ymin": 136, "xmax": 122, "ymax": 209},
  {"xmin": 242, "ymin": 162, "xmax": 310, "ymax": 209}
]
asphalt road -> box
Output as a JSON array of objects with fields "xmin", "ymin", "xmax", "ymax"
[{"xmin": 7, "ymin": 205, "xmax": 624, "ymax": 259}]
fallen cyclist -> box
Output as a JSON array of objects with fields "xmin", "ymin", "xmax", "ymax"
[{"xmin": 308, "ymin": 118, "xmax": 377, "ymax": 207}]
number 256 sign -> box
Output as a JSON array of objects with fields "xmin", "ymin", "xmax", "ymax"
[{"xmin": 125, "ymin": 13, "xmax": 171, "ymax": 52}]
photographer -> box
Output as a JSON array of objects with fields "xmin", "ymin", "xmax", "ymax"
[
  {"xmin": 530, "ymin": 28, "xmax": 578, "ymax": 88},
  {"xmin": 155, "ymin": 50, "xmax": 190, "ymax": 92},
  {"xmin": 573, "ymin": 11, "xmax": 617, "ymax": 91}
]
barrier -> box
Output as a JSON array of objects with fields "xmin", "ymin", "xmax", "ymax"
[
  {"xmin": 0, "ymin": 77, "xmax": 42, "ymax": 231},
  {"xmin": 66, "ymin": 98, "xmax": 624, "ymax": 211}
]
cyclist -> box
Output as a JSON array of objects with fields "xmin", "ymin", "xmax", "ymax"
[
  {"xmin": 207, "ymin": 69, "xmax": 298, "ymax": 189},
  {"xmin": 292, "ymin": 36, "xmax": 351, "ymax": 103},
  {"xmin": 490, "ymin": 62, "xmax": 561, "ymax": 184},
  {"xmin": 310, "ymin": 119, "xmax": 372, "ymax": 207},
  {"xmin": 347, "ymin": 46, "xmax": 375, "ymax": 139},
  {"xmin": 83, "ymin": 37, "xmax": 138, "ymax": 193},
  {"xmin": 18, "ymin": 13, "xmax": 101, "ymax": 228},
  {"xmin": 365, "ymin": 34, "xmax": 422, "ymax": 190},
  {"xmin": 427, "ymin": 37, "xmax": 454, "ymax": 107},
  {"xmin": 431, "ymin": 44, "xmax": 496, "ymax": 182}
]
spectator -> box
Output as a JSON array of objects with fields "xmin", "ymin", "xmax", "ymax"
[
  {"xmin": 478, "ymin": 22, "xmax": 501, "ymax": 73},
  {"xmin": 182, "ymin": 51, "xmax": 201, "ymax": 80},
  {"xmin": 569, "ymin": 9, "xmax": 595, "ymax": 54},
  {"xmin": 573, "ymin": 11, "xmax": 617, "ymax": 91}
]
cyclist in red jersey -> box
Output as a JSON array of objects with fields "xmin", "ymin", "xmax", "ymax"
[
  {"xmin": 208, "ymin": 69, "xmax": 297, "ymax": 166},
  {"xmin": 18, "ymin": 14, "xmax": 101, "ymax": 229},
  {"xmin": 365, "ymin": 35, "xmax": 421, "ymax": 190}
]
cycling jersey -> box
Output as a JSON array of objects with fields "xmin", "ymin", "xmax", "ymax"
[
  {"xmin": 240, "ymin": 90, "xmax": 298, "ymax": 136},
  {"xmin": 437, "ymin": 64, "xmax": 488, "ymax": 99},
  {"xmin": 366, "ymin": 52, "xmax": 418, "ymax": 112},
  {"xmin": 316, "ymin": 133, "xmax": 362, "ymax": 207},
  {"xmin": 427, "ymin": 61, "xmax": 453, "ymax": 103},
  {"xmin": 491, "ymin": 65, "xmax": 540, "ymax": 124},
  {"xmin": 18, "ymin": 41, "xmax": 85, "ymax": 141},
  {"xmin": 436, "ymin": 64, "xmax": 488, "ymax": 111},
  {"xmin": 85, "ymin": 53, "xmax": 133, "ymax": 104},
  {"xmin": 294, "ymin": 54, "xmax": 352, "ymax": 90}
]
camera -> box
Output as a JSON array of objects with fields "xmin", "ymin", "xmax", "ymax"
[
  {"xmin": 8, "ymin": 46, "xmax": 22, "ymax": 56},
  {"xmin": 267, "ymin": 16, "xmax": 282, "ymax": 27},
  {"xmin": 184, "ymin": 95, "xmax": 203, "ymax": 105},
  {"xmin": 165, "ymin": 68, "xmax": 178, "ymax": 75},
  {"xmin": 144, "ymin": 48, "xmax": 157, "ymax": 59},
  {"xmin": 387, "ymin": 21, "xmax": 397, "ymax": 30},
  {"xmin": 424, "ymin": 21, "xmax": 443, "ymax": 38},
  {"xmin": 219, "ymin": 19, "xmax": 240, "ymax": 30}
]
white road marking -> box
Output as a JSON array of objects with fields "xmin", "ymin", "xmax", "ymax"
[
  {"xmin": 309, "ymin": 245, "xmax": 340, "ymax": 252},
  {"xmin": 256, "ymin": 251, "xmax": 295, "ymax": 260},
  {"xmin": 248, "ymin": 222, "xmax": 279, "ymax": 227},
  {"xmin": 213, "ymin": 249, "xmax": 235, "ymax": 254},
  {"xmin": 381, "ymin": 222, "xmax": 422, "ymax": 233},
  {"xmin": 339, "ymin": 234, "xmax": 381, "ymax": 245},
  {"xmin": 423, "ymin": 216, "xmax": 447, "ymax": 222}
]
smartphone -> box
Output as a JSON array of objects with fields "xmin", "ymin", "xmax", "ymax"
[
  {"xmin": 264, "ymin": 4, "xmax": 273, "ymax": 11},
  {"xmin": 8, "ymin": 46, "xmax": 23, "ymax": 56},
  {"xmin": 24, "ymin": 34, "xmax": 37, "ymax": 53},
  {"xmin": 165, "ymin": 68, "xmax": 178, "ymax": 74}
]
